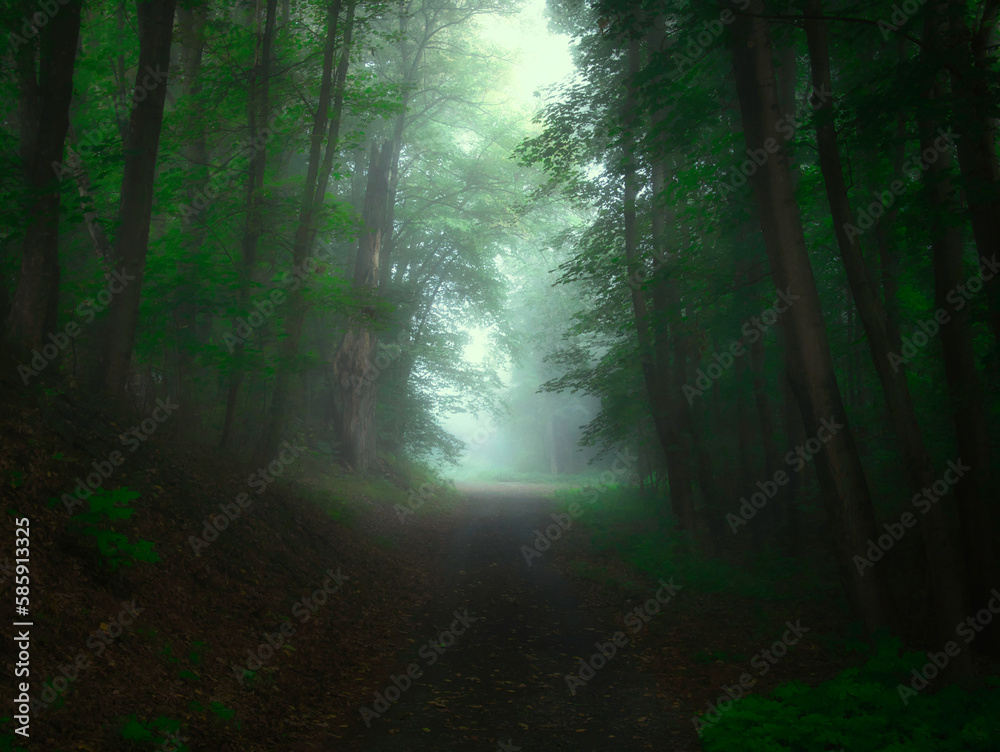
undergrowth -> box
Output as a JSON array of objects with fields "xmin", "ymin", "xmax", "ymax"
[
  {"xmin": 697, "ymin": 637, "xmax": 1000, "ymax": 751},
  {"xmin": 552, "ymin": 485, "xmax": 839, "ymax": 603}
]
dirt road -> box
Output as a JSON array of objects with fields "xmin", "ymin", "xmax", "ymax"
[{"xmin": 338, "ymin": 484, "xmax": 694, "ymax": 751}]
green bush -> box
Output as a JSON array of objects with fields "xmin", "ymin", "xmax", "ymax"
[
  {"xmin": 119, "ymin": 714, "xmax": 188, "ymax": 751},
  {"xmin": 58, "ymin": 487, "xmax": 160, "ymax": 570},
  {"xmin": 553, "ymin": 485, "xmax": 836, "ymax": 602},
  {"xmin": 698, "ymin": 638, "xmax": 1000, "ymax": 751}
]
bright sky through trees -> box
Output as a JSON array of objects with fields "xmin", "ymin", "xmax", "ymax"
[
  {"xmin": 478, "ymin": 0, "xmax": 575, "ymax": 107},
  {"xmin": 457, "ymin": 0, "xmax": 573, "ymax": 369},
  {"xmin": 437, "ymin": 0, "xmax": 574, "ymax": 454}
]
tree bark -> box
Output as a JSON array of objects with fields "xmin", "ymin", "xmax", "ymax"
[
  {"xmin": 728, "ymin": 0, "xmax": 893, "ymax": 631},
  {"xmin": 918, "ymin": 0, "xmax": 998, "ymax": 656},
  {"xmin": 948, "ymin": 0, "xmax": 1000, "ymax": 375},
  {"xmin": 259, "ymin": 0, "xmax": 345, "ymax": 462},
  {"xmin": 804, "ymin": 0, "xmax": 970, "ymax": 675},
  {"xmin": 220, "ymin": 0, "xmax": 279, "ymax": 452},
  {"xmin": 649, "ymin": 158, "xmax": 697, "ymax": 533},
  {"xmin": 332, "ymin": 141, "xmax": 392, "ymax": 470},
  {"xmin": 170, "ymin": 4, "xmax": 214, "ymax": 440},
  {"xmin": 95, "ymin": 0, "xmax": 177, "ymax": 396},
  {"xmin": 6, "ymin": 0, "xmax": 83, "ymax": 354}
]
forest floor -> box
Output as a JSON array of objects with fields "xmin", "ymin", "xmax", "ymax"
[
  {"xmin": 332, "ymin": 482, "xmax": 852, "ymax": 751},
  {"xmin": 0, "ymin": 390, "xmax": 854, "ymax": 751}
]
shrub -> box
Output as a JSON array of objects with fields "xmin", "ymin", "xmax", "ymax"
[{"xmin": 698, "ymin": 637, "xmax": 1000, "ymax": 751}]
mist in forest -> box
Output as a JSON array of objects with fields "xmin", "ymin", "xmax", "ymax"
[{"xmin": 2, "ymin": 0, "xmax": 999, "ymax": 748}]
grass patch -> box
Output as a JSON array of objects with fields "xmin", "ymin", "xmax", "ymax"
[
  {"xmin": 296, "ymin": 455, "xmax": 465, "ymax": 523},
  {"xmin": 448, "ymin": 468, "xmax": 609, "ymax": 487},
  {"xmin": 551, "ymin": 485, "xmax": 838, "ymax": 603},
  {"xmin": 697, "ymin": 637, "xmax": 1000, "ymax": 751}
]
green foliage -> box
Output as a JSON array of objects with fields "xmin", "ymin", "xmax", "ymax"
[
  {"xmin": 0, "ymin": 721, "xmax": 28, "ymax": 752},
  {"xmin": 159, "ymin": 639, "xmax": 209, "ymax": 684},
  {"xmin": 160, "ymin": 643, "xmax": 179, "ymax": 664},
  {"xmin": 208, "ymin": 701, "xmax": 237, "ymax": 722},
  {"xmin": 554, "ymin": 485, "xmax": 836, "ymax": 602},
  {"xmin": 63, "ymin": 488, "xmax": 160, "ymax": 571},
  {"xmin": 119, "ymin": 714, "xmax": 188, "ymax": 751},
  {"xmin": 188, "ymin": 641, "xmax": 208, "ymax": 666},
  {"xmin": 187, "ymin": 700, "xmax": 241, "ymax": 729},
  {"xmin": 699, "ymin": 639, "xmax": 1000, "ymax": 752}
]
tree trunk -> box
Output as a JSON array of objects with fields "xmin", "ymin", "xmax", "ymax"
[
  {"xmin": 379, "ymin": 3, "xmax": 424, "ymax": 289},
  {"xmin": 172, "ymin": 4, "xmax": 214, "ymax": 441},
  {"xmin": 6, "ymin": 0, "xmax": 83, "ymax": 354},
  {"xmin": 64, "ymin": 137, "xmax": 113, "ymax": 261},
  {"xmin": 728, "ymin": 0, "xmax": 893, "ymax": 632},
  {"xmin": 736, "ymin": 357, "xmax": 760, "ymax": 552},
  {"xmin": 804, "ymin": 0, "xmax": 970, "ymax": 674},
  {"xmin": 259, "ymin": 0, "xmax": 345, "ymax": 462},
  {"xmin": 95, "ymin": 0, "xmax": 177, "ymax": 396},
  {"xmin": 871, "ymin": 39, "xmax": 908, "ymax": 355},
  {"xmin": 948, "ymin": 0, "xmax": 1000, "ymax": 376},
  {"xmin": 918, "ymin": 1, "xmax": 998, "ymax": 656},
  {"xmin": 620, "ymin": 34, "xmax": 696, "ymax": 533},
  {"xmin": 750, "ymin": 333, "xmax": 779, "ymax": 543},
  {"xmin": 779, "ymin": 363, "xmax": 803, "ymax": 555},
  {"xmin": 648, "ymin": 154, "xmax": 697, "ymax": 532},
  {"xmin": 331, "ymin": 141, "xmax": 392, "ymax": 471},
  {"xmin": 220, "ymin": 0, "xmax": 279, "ymax": 452}
]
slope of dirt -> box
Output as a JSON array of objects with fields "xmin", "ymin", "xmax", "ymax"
[
  {"xmin": 0, "ymin": 391, "xmax": 431, "ymax": 750},
  {"xmin": 1, "ymin": 391, "xmax": 861, "ymax": 752}
]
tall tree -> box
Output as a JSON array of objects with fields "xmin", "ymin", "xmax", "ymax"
[
  {"xmin": 220, "ymin": 0, "xmax": 280, "ymax": 452},
  {"xmin": 919, "ymin": 0, "xmax": 997, "ymax": 654},
  {"xmin": 803, "ymin": 0, "xmax": 969, "ymax": 674},
  {"xmin": 332, "ymin": 140, "xmax": 392, "ymax": 469},
  {"xmin": 259, "ymin": 0, "xmax": 350, "ymax": 462},
  {"xmin": 6, "ymin": 0, "xmax": 83, "ymax": 353},
  {"xmin": 728, "ymin": 0, "xmax": 892, "ymax": 631},
  {"xmin": 95, "ymin": 0, "xmax": 177, "ymax": 395}
]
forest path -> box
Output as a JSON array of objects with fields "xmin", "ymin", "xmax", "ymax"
[{"xmin": 336, "ymin": 484, "xmax": 695, "ymax": 751}]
